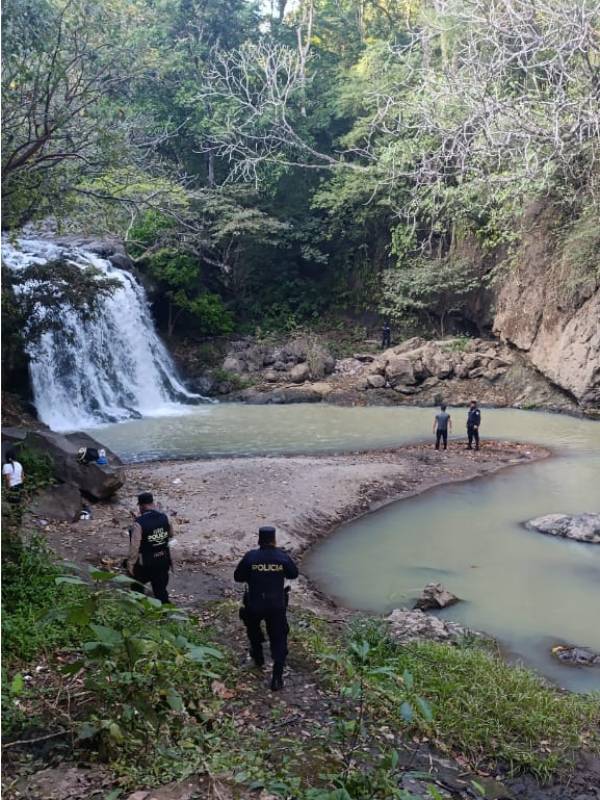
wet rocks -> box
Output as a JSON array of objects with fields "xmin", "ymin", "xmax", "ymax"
[
  {"xmin": 525, "ymin": 513, "xmax": 600, "ymax": 544},
  {"xmin": 551, "ymin": 644, "xmax": 600, "ymax": 666},
  {"xmin": 385, "ymin": 608, "xmax": 472, "ymax": 643},
  {"xmin": 414, "ymin": 582, "xmax": 461, "ymax": 611}
]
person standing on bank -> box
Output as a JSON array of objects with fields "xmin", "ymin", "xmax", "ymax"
[
  {"xmin": 234, "ymin": 526, "xmax": 299, "ymax": 691},
  {"xmin": 466, "ymin": 400, "xmax": 481, "ymax": 450},
  {"xmin": 433, "ymin": 404, "xmax": 452, "ymax": 450},
  {"xmin": 2, "ymin": 450, "xmax": 25, "ymax": 502},
  {"xmin": 127, "ymin": 492, "xmax": 173, "ymax": 604},
  {"xmin": 381, "ymin": 321, "xmax": 392, "ymax": 349}
]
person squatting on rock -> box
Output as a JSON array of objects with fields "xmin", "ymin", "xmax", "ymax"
[
  {"xmin": 466, "ymin": 400, "xmax": 481, "ymax": 450},
  {"xmin": 3, "ymin": 449, "xmax": 25, "ymax": 503},
  {"xmin": 234, "ymin": 526, "xmax": 299, "ymax": 691},
  {"xmin": 126, "ymin": 492, "xmax": 174, "ymax": 604},
  {"xmin": 433, "ymin": 404, "xmax": 452, "ymax": 450},
  {"xmin": 381, "ymin": 321, "xmax": 391, "ymax": 349}
]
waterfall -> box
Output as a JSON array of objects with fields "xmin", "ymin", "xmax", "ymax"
[{"xmin": 2, "ymin": 236, "xmax": 205, "ymax": 431}]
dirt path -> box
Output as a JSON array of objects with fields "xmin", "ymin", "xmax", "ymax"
[{"xmin": 37, "ymin": 440, "xmax": 548, "ymax": 612}]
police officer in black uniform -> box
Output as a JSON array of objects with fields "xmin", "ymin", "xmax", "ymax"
[
  {"xmin": 382, "ymin": 321, "xmax": 392, "ymax": 349},
  {"xmin": 466, "ymin": 400, "xmax": 481, "ymax": 450},
  {"xmin": 127, "ymin": 492, "xmax": 173, "ymax": 604},
  {"xmin": 234, "ymin": 526, "xmax": 299, "ymax": 691}
]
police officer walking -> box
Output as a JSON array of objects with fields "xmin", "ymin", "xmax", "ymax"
[
  {"xmin": 234, "ymin": 526, "xmax": 299, "ymax": 691},
  {"xmin": 127, "ymin": 492, "xmax": 173, "ymax": 604},
  {"xmin": 466, "ymin": 400, "xmax": 481, "ymax": 450}
]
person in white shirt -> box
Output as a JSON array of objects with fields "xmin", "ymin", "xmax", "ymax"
[{"xmin": 3, "ymin": 450, "xmax": 25, "ymax": 501}]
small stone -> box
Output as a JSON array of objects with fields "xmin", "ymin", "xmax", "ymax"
[{"xmin": 367, "ymin": 374, "xmax": 386, "ymax": 389}]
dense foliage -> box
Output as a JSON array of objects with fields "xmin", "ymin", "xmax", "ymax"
[{"xmin": 2, "ymin": 0, "xmax": 599, "ymax": 335}]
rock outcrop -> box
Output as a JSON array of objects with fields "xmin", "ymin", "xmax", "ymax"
[
  {"xmin": 23, "ymin": 430, "xmax": 123, "ymax": 500},
  {"xmin": 29, "ymin": 483, "xmax": 82, "ymax": 522},
  {"xmin": 493, "ymin": 205, "xmax": 600, "ymax": 408},
  {"xmin": 525, "ymin": 513, "xmax": 600, "ymax": 544},
  {"xmin": 385, "ymin": 608, "xmax": 475, "ymax": 643}
]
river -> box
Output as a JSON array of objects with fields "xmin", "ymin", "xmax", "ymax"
[{"xmin": 89, "ymin": 404, "xmax": 600, "ymax": 692}]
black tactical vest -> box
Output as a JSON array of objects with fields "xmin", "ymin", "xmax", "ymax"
[{"xmin": 136, "ymin": 509, "xmax": 170, "ymax": 565}]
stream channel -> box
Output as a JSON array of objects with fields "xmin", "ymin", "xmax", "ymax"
[{"xmin": 90, "ymin": 405, "xmax": 600, "ymax": 692}]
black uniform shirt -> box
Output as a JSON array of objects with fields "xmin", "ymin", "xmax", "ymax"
[
  {"xmin": 467, "ymin": 408, "xmax": 481, "ymax": 427},
  {"xmin": 234, "ymin": 545, "xmax": 299, "ymax": 612}
]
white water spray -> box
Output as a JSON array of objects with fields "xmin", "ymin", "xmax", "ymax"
[{"xmin": 2, "ymin": 237, "xmax": 204, "ymax": 431}]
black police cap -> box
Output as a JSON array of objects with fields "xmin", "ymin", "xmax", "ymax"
[{"xmin": 258, "ymin": 526, "xmax": 276, "ymax": 543}]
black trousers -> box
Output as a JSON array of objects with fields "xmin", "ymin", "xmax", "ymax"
[
  {"xmin": 132, "ymin": 561, "xmax": 170, "ymax": 604},
  {"xmin": 382, "ymin": 332, "xmax": 391, "ymax": 348},
  {"xmin": 467, "ymin": 425, "xmax": 480, "ymax": 449},
  {"xmin": 243, "ymin": 608, "xmax": 289, "ymax": 668},
  {"xmin": 435, "ymin": 429, "xmax": 448, "ymax": 450}
]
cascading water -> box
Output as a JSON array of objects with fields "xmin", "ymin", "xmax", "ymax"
[{"xmin": 2, "ymin": 237, "xmax": 205, "ymax": 431}]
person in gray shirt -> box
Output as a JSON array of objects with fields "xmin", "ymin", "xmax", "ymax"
[{"xmin": 433, "ymin": 404, "xmax": 452, "ymax": 450}]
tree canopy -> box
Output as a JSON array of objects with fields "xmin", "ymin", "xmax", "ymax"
[{"xmin": 2, "ymin": 0, "xmax": 599, "ymax": 336}]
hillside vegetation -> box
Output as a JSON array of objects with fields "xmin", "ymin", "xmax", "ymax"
[{"xmin": 2, "ymin": 0, "xmax": 599, "ymax": 340}]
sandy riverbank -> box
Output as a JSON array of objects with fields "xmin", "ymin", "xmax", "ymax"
[{"xmin": 38, "ymin": 439, "xmax": 549, "ymax": 611}]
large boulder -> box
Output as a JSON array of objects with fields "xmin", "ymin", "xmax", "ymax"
[
  {"xmin": 222, "ymin": 356, "xmax": 245, "ymax": 374},
  {"xmin": 385, "ymin": 356, "xmax": 416, "ymax": 387},
  {"xmin": 289, "ymin": 363, "xmax": 310, "ymax": 383},
  {"xmin": 367, "ymin": 374, "xmax": 386, "ymax": 389},
  {"xmin": 28, "ymin": 483, "xmax": 82, "ymax": 522},
  {"xmin": 525, "ymin": 513, "xmax": 600, "ymax": 544},
  {"xmin": 64, "ymin": 432, "xmax": 122, "ymax": 466},
  {"xmin": 23, "ymin": 431, "xmax": 123, "ymax": 500},
  {"xmin": 414, "ymin": 582, "xmax": 461, "ymax": 611},
  {"xmin": 386, "ymin": 609, "xmax": 473, "ymax": 643}
]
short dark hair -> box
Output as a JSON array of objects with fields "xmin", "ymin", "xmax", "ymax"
[
  {"xmin": 137, "ymin": 491, "xmax": 154, "ymax": 506},
  {"xmin": 440, "ymin": 404, "xmax": 447, "ymax": 411},
  {"xmin": 470, "ymin": 399, "xmax": 477, "ymax": 404}
]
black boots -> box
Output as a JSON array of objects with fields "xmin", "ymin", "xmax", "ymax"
[{"xmin": 271, "ymin": 663, "xmax": 284, "ymax": 691}]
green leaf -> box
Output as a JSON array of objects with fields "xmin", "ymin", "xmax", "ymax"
[
  {"xmin": 111, "ymin": 574, "xmax": 137, "ymax": 584},
  {"xmin": 10, "ymin": 672, "xmax": 24, "ymax": 695},
  {"xmin": 416, "ymin": 696, "xmax": 433, "ymax": 722},
  {"xmin": 89, "ymin": 569, "xmax": 116, "ymax": 582},
  {"xmin": 55, "ymin": 575, "xmax": 86, "ymax": 586},
  {"xmin": 108, "ymin": 722, "xmax": 124, "ymax": 742},
  {"xmin": 77, "ymin": 721, "xmax": 99, "ymax": 740},
  {"xmin": 166, "ymin": 688, "xmax": 185, "ymax": 712},
  {"xmin": 88, "ymin": 624, "xmax": 123, "ymax": 646},
  {"xmin": 400, "ymin": 701, "xmax": 414, "ymax": 723},
  {"xmin": 60, "ymin": 661, "xmax": 84, "ymax": 675},
  {"xmin": 66, "ymin": 597, "xmax": 95, "ymax": 626},
  {"xmin": 402, "ymin": 669, "xmax": 414, "ymax": 690}
]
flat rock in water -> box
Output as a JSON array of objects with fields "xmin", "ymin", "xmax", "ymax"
[
  {"xmin": 525, "ymin": 513, "xmax": 600, "ymax": 544},
  {"xmin": 414, "ymin": 582, "xmax": 461, "ymax": 610},
  {"xmin": 386, "ymin": 608, "xmax": 472, "ymax": 643},
  {"xmin": 551, "ymin": 645, "xmax": 600, "ymax": 666}
]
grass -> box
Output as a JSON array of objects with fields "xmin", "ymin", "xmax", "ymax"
[
  {"xmin": 296, "ymin": 618, "xmax": 600, "ymax": 782},
  {"xmin": 3, "ymin": 542, "xmax": 599, "ymax": 797}
]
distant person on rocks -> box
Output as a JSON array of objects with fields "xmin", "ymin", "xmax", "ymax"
[
  {"xmin": 2, "ymin": 450, "xmax": 25, "ymax": 502},
  {"xmin": 466, "ymin": 400, "xmax": 481, "ymax": 450},
  {"xmin": 381, "ymin": 321, "xmax": 392, "ymax": 349},
  {"xmin": 234, "ymin": 526, "xmax": 299, "ymax": 691},
  {"xmin": 433, "ymin": 404, "xmax": 452, "ymax": 450},
  {"xmin": 126, "ymin": 492, "xmax": 173, "ymax": 604}
]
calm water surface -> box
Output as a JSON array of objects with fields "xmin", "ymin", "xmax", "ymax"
[{"xmin": 89, "ymin": 404, "xmax": 600, "ymax": 692}]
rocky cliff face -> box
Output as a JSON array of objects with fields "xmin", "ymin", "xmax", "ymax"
[{"xmin": 493, "ymin": 205, "xmax": 600, "ymax": 409}]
